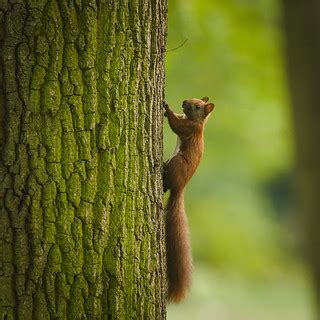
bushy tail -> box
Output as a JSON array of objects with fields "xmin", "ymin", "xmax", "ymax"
[{"xmin": 166, "ymin": 190, "xmax": 192, "ymax": 303}]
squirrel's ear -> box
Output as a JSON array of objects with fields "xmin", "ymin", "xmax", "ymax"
[
  {"xmin": 204, "ymin": 103, "xmax": 215, "ymax": 115},
  {"xmin": 201, "ymin": 96, "xmax": 209, "ymax": 103}
]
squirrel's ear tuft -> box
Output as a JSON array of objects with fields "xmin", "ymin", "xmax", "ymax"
[
  {"xmin": 205, "ymin": 103, "xmax": 215, "ymax": 115},
  {"xmin": 201, "ymin": 96, "xmax": 209, "ymax": 103}
]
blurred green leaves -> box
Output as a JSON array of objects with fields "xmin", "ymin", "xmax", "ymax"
[
  {"xmin": 165, "ymin": 2, "xmax": 313, "ymax": 318},
  {"xmin": 165, "ymin": 0, "xmax": 296, "ymax": 278}
]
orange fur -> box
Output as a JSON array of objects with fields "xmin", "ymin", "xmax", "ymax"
[{"xmin": 163, "ymin": 97, "xmax": 215, "ymax": 303}]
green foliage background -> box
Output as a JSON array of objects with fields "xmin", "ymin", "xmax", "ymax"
[{"xmin": 165, "ymin": 0, "xmax": 314, "ymax": 319}]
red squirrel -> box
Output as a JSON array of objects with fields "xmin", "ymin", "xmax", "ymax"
[{"xmin": 163, "ymin": 97, "xmax": 215, "ymax": 303}]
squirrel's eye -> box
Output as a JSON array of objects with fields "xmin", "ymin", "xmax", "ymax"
[{"xmin": 196, "ymin": 105, "xmax": 201, "ymax": 110}]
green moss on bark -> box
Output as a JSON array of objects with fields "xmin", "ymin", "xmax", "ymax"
[{"xmin": 0, "ymin": 1, "xmax": 167, "ymax": 319}]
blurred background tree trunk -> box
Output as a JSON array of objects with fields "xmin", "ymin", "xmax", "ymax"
[
  {"xmin": 0, "ymin": 1, "xmax": 167, "ymax": 319},
  {"xmin": 282, "ymin": 0, "xmax": 320, "ymax": 317}
]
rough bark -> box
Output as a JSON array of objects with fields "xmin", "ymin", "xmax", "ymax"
[
  {"xmin": 282, "ymin": 0, "xmax": 320, "ymax": 317},
  {"xmin": 0, "ymin": 1, "xmax": 167, "ymax": 319}
]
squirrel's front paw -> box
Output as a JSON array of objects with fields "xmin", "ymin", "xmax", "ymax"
[{"xmin": 163, "ymin": 101, "xmax": 170, "ymax": 116}]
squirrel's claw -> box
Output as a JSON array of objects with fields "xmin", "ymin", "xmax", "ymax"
[{"xmin": 163, "ymin": 101, "xmax": 170, "ymax": 116}]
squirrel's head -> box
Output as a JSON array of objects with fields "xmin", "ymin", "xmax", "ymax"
[{"xmin": 182, "ymin": 97, "xmax": 215, "ymax": 121}]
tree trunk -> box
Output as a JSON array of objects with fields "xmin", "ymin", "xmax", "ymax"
[
  {"xmin": 0, "ymin": 1, "xmax": 167, "ymax": 319},
  {"xmin": 282, "ymin": 0, "xmax": 320, "ymax": 317}
]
